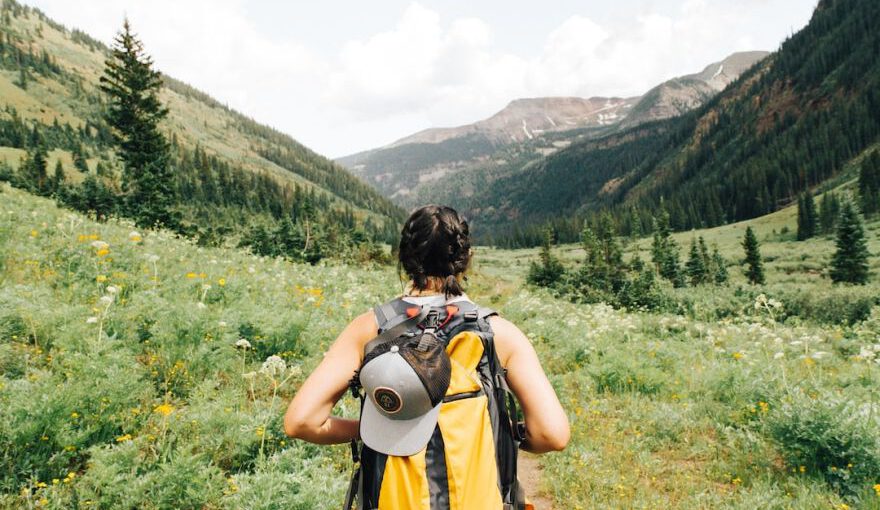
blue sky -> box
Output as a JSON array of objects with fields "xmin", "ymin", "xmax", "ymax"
[{"xmin": 27, "ymin": 1, "xmax": 817, "ymax": 157}]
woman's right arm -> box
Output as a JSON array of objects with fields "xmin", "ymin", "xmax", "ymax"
[
  {"xmin": 282, "ymin": 310, "xmax": 375, "ymax": 444},
  {"xmin": 489, "ymin": 316, "xmax": 570, "ymax": 453}
]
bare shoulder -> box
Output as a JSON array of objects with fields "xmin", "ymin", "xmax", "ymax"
[
  {"xmin": 487, "ymin": 315, "xmax": 531, "ymax": 367},
  {"xmin": 325, "ymin": 309, "xmax": 379, "ymax": 359}
]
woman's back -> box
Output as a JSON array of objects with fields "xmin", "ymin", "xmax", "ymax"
[
  {"xmin": 283, "ymin": 205, "xmax": 569, "ymax": 510},
  {"xmin": 358, "ymin": 292, "xmax": 510, "ymax": 509}
]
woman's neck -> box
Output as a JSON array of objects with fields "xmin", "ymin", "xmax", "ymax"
[{"xmin": 404, "ymin": 277, "xmax": 446, "ymax": 296}]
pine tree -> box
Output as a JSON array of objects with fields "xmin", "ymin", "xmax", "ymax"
[
  {"xmin": 51, "ymin": 159, "xmax": 65, "ymax": 193},
  {"xmin": 73, "ymin": 144, "xmax": 89, "ymax": 172},
  {"xmin": 742, "ymin": 226, "xmax": 765, "ymax": 285},
  {"xmin": 686, "ymin": 237, "xmax": 709, "ymax": 285},
  {"xmin": 20, "ymin": 143, "xmax": 48, "ymax": 195},
  {"xmin": 99, "ymin": 19, "xmax": 176, "ymax": 229},
  {"xmin": 797, "ymin": 192, "xmax": 818, "ymax": 240},
  {"xmin": 819, "ymin": 192, "xmax": 841, "ymax": 234},
  {"xmin": 527, "ymin": 227, "xmax": 565, "ymax": 287},
  {"xmin": 830, "ymin": 199, "xmax": 870, "ymax": 284},
  {"xmin": 859, "ymin": 150, "xmax": 880, "ymax": 217},
  {"xmin": 711, "ymin": 245, "xmax": 728, "ymax": 284},
  {"xmin": 651, "ymin": 210, "xmax": 684, "ymax": 287}
]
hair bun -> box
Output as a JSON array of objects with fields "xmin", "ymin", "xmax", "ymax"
[{"xmin": 398, "ymin": 205, "xmax": 471, "ymax": 297}]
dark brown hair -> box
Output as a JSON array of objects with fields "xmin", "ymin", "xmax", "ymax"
[{"xmin": 398, "ymin": 205, "xmax": 472, "ymax": 297}]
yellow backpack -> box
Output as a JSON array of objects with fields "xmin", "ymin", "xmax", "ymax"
[{"xmin": 345, "ymin": 296, "xmax": 528, "ymax": 510}]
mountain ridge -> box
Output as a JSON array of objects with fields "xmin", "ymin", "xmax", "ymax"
[{"xmin": 337, "ymin": 51, "xmax": 768, "ymax": 205}]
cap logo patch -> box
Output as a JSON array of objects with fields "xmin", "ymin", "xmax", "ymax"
[{"xmin": 373, "ymin": 387, "xmax": 403, "ymax": 414}]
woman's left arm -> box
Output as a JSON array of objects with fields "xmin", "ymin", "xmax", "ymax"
[{"xmin": 283, "ymin": 310, "xmax": 376, "ymax": 444}]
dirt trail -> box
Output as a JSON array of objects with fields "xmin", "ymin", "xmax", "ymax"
[{"xmin": 518, "ymin": 453, "xmax": 555, "ymax": 509}]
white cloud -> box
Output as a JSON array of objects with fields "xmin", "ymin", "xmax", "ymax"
[{"xmin": 25, "ymin": 0, "xmax": 815, "ymax": 156}]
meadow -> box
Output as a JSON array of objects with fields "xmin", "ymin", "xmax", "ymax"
[{"xmin": 2, "ymin": 182, "xmax": 880, "ymax": 509}]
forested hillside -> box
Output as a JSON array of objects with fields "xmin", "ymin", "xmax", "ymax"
[
  {"xmin": 0, "ymin": 0, "xmax": 404, "ymax": 258},
  {"xmin": 455, "ymin": 0, "xmax": 880, "ymax": 247}
]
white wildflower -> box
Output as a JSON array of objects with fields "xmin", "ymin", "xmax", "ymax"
[
  {"xmin": 235, "ymin": 338, "xmax": 252, "ymax": 350},
  {"xmin": 773, "ymin": 352, "xmax": 785, "ymax": 359},
  {"xmin": 86, "ymin": 317, "xmax": 98, "ymax": 324},
  {"xmin": 105, "ymin": 285, "xmax": 119, "ymax": 295},
  {"xmin": 146, "ymin": 254, "xmax": 160, "ymax": 263},
  {"xmin": 811, "ymin": 351, "xmax": 829, "ymax": 360},
  {"xmin": 196, "ymin": 302, "xmax": 207, "ymax": 310},
  {"xmin": 91, "ymin": 240, "xmax": 109, "ymax": 250},
  {"xmin": 260, "ymin": 355, "xmax": 286, "ymax": 377},
  {"xmin": 99, "ymin": 295, "xmax": 113, "ymax": 306},
  {"xmin": 218, "ymin": 321, "xmax": 228, "ymax": 328}
]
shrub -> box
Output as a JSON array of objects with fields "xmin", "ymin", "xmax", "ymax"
[{"xmin": 766, "ymin": 390, "xmax": 880, "ymax": 498}]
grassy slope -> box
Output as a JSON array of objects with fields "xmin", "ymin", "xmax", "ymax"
[
  {"xmin": 0, "ymin": 7, "xmax": 399, "ymax": 226},
  {"xmin": 4, "ymin": 182, "xmax": 880, "ymax": 508}
]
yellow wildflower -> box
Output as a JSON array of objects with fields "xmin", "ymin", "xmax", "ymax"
[
  {"xmin": 153, "ymin": 403, "xmax": 174, "ymax": 416},
  {"xmin": 218, "ymin": 278, "xmax": 226, "ymax": 287},
  {"xmin": 732, "ymin": 352, "xmax": 744, "ymax": 360},
  {"xmin": 115, "ymin": 434, "xmax": 132, "ymax": 442},
  {"xmin": 70, "ymin": 411, "xmax": 79, "ymax": 419},
  {"xmin": 185, "ymin": 272, "xmax": 198, "ymax": 279},
  {"xmin": 30, "ymin": 230, "xmax": 38, "ymax": 237},
  {"xmin": 96, "ymin": 275, "xmax": 107, "ymax": 283},
  {"xmin": 873, "ymin": 483, "xmax": 880, "ymax": 496},
  {"xmin": 96, "ymin": 248, "xmax": 110, "ymax": 257}
]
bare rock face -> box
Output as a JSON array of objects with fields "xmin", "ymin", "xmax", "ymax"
[
  {"xmin": 389, "ymin": 96, "xmax": 639, "ymax": 147},
  {"xmin": 338, "ymin": 51, "xmax": 770, "ymax": 203},
  {"xmin": 621, "ymin": 51, "xmax": 769, "ymax": 128}
]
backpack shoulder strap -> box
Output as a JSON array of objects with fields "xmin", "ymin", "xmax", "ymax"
[
  {"xmin": 364, "ymin": 300, "xmax": 431, "ymax": 356},
  {"xmin": 372, "ymin": 297, "xmax": 412, "ymax": 333}
]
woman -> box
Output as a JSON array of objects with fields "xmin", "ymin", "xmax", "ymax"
[{"xmin": 284, "ymin": 205, "xmax": 569, "ymax": 508}]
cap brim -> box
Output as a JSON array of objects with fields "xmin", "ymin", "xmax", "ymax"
[{"xmin": 360, "ymin": 398, "xmax": 440, "ymax": 457}]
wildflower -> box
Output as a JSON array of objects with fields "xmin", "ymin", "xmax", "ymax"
[
  {"xmin": 70, "ymin": 411, "xmax": 79, "ymax": 419},
  {"xmin": 146, "ymin": 254, "xmax": 160, "ymax": 263},
  {"xmin": 185, "ymin": 272, "xmax": 198, "ymax": 279},
  {"xmin": 241, "ymin": 371, "xmax": 257, "ymax": 380},
  {"xmin": 153, "ymin": 403, "xmax": 174, "ymax": 416},
  {"xmin": 128, "ymin": 231, "xmax": 142, "ymax": 242},
  {"xmin": 96, "ymin": 275, "xmax": 107, "ymax": 283},
  {"xmin": 260, "ymin": 355, "xmax": 286, "ymax": 377},
  {"xmin": 115, "ymin": 434, "xmax": 132, "ymax": 442},
  {"xmin": 811, "ymin": 351, "xmax": 829, "ymax": 360},
  {"xmin": 196, "ymin": 302, "xmax": 207, "ymax": 310},
  {"xmin": 106, "ymin": 285, "xmax": 119, "ymax": 295},
  {"xmin": 732, "ymin": 352, "xmax": 744, "ymax": 360},
  {"xmin": 235, "ymin": 338, "xmax": 252, "ymax": 350},
  {"xmin": 218, "ymin": 278, "xmax": 226, "ymax": 286},
  {"xmin": 754, "ymin": 294, "xmax": 767, "ymax": 310},
  {"xmin": 86, "ymin": 317, "xmax": 98, "ymax": 324},
  {"xmin": 874, "ymin": 483, "xmax": 880, "ymax": 496},
  {"xmin": 30, "ymin": 229, "xmax": 38, "ymax": 237},
  {"xmin": 773, "ymin": 352, "xmax": 785, "ymax": 359},
  {"xmin": 99, "ymin": 295, "xmax": 113, "ymax": 306},
  {"xmin": 202, "ymin": 283, "xmax": 212, "ymax": 291}
]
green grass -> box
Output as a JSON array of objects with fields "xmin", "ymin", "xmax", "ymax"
[{"xmin": 2, "ymin": 183, "xmax": 880, "ymax": 509}]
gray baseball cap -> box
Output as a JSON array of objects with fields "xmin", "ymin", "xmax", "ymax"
[{"xmin": 359, "ymin": 338, "xmax": 451, "ymax": 456}]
